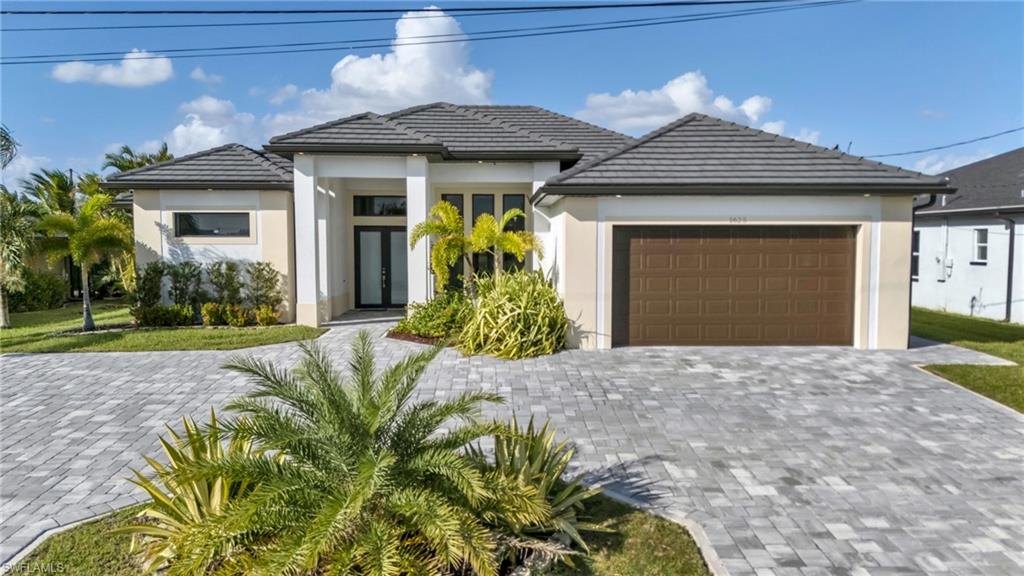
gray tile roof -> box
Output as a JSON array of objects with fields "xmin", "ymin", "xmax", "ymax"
[
  {"xmin": 539, "ymin": 114, "xmax": 953, "ymax": 198},
  {"xmin": 464, "ymin": 105, "xmax": 635, "ymax": 162},
  {"xmin": 103, "ymin": 144, "xmax": 293, "ymax": 190},
  {"xmin": 266, "ymin": 112, "xmax": 445, "ymax": 153},
  {"xmin": 917, "ymin": 147, "xmax": 1024, "ymax": 214}
]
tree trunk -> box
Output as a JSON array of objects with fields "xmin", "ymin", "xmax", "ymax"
[
  {"xmin": 81, "ymin": 264, "xmax": 95, "ymax": 332},
  {"xmin": 463, "ymin": 252, "xmax": 477, "ymax": 299},
  {"xmin": 0, "ymin": 287, "xmax": 10, "ymax": 329}
]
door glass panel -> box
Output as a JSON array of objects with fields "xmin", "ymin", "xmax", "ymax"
[
  {"xmin": 359, "ymin": 230, "xmax": 383, "ymax": 306},
  {"xmin": 390, "ymin": 230, "xmax": 408, "ymax": 306}
]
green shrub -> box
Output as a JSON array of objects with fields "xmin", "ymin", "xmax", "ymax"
[
  {"xmin": 8, "ymin": 268, "xmax": 67, "ymax": 312},
  {"xmin": 245, "ymin": 261, "xmax": 283, "ymax": 310},
  {"xmin": 134, "ymin": 262, "xmax": 164, "ymax": 309},
  {"xmin": 459, "ymin": 271, "xmax": 568, "ymax": 359},
  {"xmin": 224, "ymin": 304, "xmax": 251, "ymax": 327},
  {"xmin": 393, "ymin": 290, "xmax": 471, "ymax": 339},
  {"xmin": 207, "ymin": 260, "xmax": 243, "ymax": 305},
  {"xmin": 167, "ymin": 261, "xmax": 203, "ymax": 308},
  {"xmin": 253, "ymin": 304, "xmax": 278, "ymax": 327},
  {"xmin": 200, "ymin": 302, "xmax": 226, "ymax": 326},
  {"xmin": 133, "ymin": 304, "xmax": 194, "ymax": 327},
  {"xmin": 115, "ymin": 411, "xmax": 258, "ymax": 574}
]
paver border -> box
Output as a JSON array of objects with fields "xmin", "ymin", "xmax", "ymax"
[
  {"xmin": 0, "ymin": 509, "xmax": 115, "ymax": 572},
  {"xmin": 911, "ymin": 364, "xmax": 1024, "ymax": 419}
]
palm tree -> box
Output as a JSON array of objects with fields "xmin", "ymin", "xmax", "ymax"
[
  {"xmin": 37, "ymin": 194, "xmax": 131, "ymax": 331},
  {"xmin": 410, "ymin": 201, "xmax": 544, "ymax": 294},
  {"xmin": 0, "ymin": 189, "xmax": 42, "ymax": 328},
  {"xmin": 21, "ymin": 168, "xmax": 76, "ymax": 214},
  {"xmin": 103, "ymin": 143, "xmax": 173, "ymax": 173},
  {"xmin": 1, "ymin": 124, "xmax": 18, "ymax": 169},
  {"xmin": 163, "ymin": 334, "xmax": 554, "ymax": 575}
]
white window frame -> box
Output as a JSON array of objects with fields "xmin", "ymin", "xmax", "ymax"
[{"xmin": 973, "ymin": 228, "xmax": 989, "ymax": 264}]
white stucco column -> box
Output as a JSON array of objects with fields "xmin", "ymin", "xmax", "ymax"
[
  {"xmin": 406, "ymin": 155, "xmax": 430, "ymax": 304},
  {"xmin": 531, "ymin": 161, "xmax": 562, "ymax": 286},
  {"xmin": 294, "ymin": 154, "xmax": 321, "ymax": 326}
]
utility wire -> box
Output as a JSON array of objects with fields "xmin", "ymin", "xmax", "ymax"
[
  {"xmin": 2, "ymin": 0, "xmax": 853, "ymax": 65},
  {"xmin": 1, "ymin": 0, "xmax": 799, "ymax": 15},
  {"xmin": 866, "ymin": 127, "xmax": 1024, "ymax": 158}
]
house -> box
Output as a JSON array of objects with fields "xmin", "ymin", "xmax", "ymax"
[
  {"xmin": 912, "ymin": 148, "xmax": 1023, "ymax": 323},
  {"xmin": 103, "ymin": 103, "xmax": 952, "ymax": 349}
]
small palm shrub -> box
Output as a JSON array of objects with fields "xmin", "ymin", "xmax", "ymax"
[
  {"xmin": 245, "ymin": 261, "xmax": 283, "ymax": 310},
  {"xmin": 207, "ymin": 261, "xmax": 243, "ymax": 305},
  {"xmin": 253, "ymin": 304, "xmax": 278, "ymax": 327},
  {"xmin": 459, "ymin": 271, "xmax": 568, "ymax": 359},
  {"xmin": 168, "ymin": 333, "xmax": 556, "ymax": 575},
  {"xmin": 393, "ymin": 290, "xmax": 471, "ymax": 339},
  {"xmin": 116, "ymin": 411, "xmax": 258, "ymax": 574}
]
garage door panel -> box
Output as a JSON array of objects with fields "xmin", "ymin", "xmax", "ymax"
[{"xmin": 614, "ymin": 225, "xmax": 855, "ymax": 346}]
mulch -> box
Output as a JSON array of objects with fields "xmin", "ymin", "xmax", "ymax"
[{"xmin": 385, "ymin": 330, "xmax": 446, "ymax": 347}]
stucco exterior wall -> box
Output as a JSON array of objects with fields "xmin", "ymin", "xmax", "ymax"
[
  {"xmin": 544, "ymin": 194, "xmax": 916, "ymax": 350},
  {"xmin": 912, "ymin": 214, "xmax": 1023, "ymax": 323}
]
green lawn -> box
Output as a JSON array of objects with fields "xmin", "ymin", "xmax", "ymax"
[
  {"xmin": 0, "ymin": 300, "xmax": 326, "ymax": 353},
  {"xmin": 911, "ymin": 307, "xmax": 1024, "ymax": 412},
  {"xmin": 13, "ymin": 495, "xmax": 709, "ymax": 576}
]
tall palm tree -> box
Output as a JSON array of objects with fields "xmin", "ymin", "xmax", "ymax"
[
  {"xmin": 0, "ymin": 189, "xmax": 42, "ymax": 328},
  {"xmin": 21, "ymin": 168, "xmax": 76, "ymax": 214},
  {"xmin": 103, "ymin": 143, "xmax": 173, "ymax": 173},
  {"xmin": 0, "ymin": 124, "xmax": 18, "ymax": 169},
  {"xmin": 162, "ymin": 334, "xmax": 554, "ymax": 575},
  {"xmin": 37, "ymin": 194, "xmax": 131, "ymax": 331},
  {"xmin": 411, "ymin": 201, "xmax": 543, "ymax": 294}
]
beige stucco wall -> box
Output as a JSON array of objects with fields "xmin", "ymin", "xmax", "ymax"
[
  {"xmin": 548, "ymin": 194, "xmax": 915, "ymax": 350},
  {"xmin": 258, "ymin": 190, "xmax": 295, "ymax": 322}
]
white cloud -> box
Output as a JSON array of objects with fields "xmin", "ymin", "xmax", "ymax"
[
  {"xmin": 263, "ymin": 6, "xmax": 491, "ymax": 136},
  {"xmin": 52, "ymin": 49, "xmax": 173, "ymax": 87},
  {"xmin": 912, "ymin": 150, "xmax": 992, "ymax": 175},
  {"xmin": 1, "ymin": 153, "xmax": 51, "ymax": 188},
  {"xmin": 165, "ymin": 95, "xmax": 256, "ymax": 155},
  {"xmin": 269, "ymin": 84, "xmax": 299, "ymax": 105},
  {"xmin": 575, "ymin": 71, "xmax": 774, "ymax": 134},
  {"xmin": 190, "ymin": 66, "xmax": 223, "ymax": 84},
  {"xmin": 761, "ymin": 120, "xmax": 786, "ymax": 135}
]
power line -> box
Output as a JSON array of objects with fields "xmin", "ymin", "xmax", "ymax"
[
  {"xmin": 1, "ymin": 1, "xmax": 797, "ymax": 15},
  {"xmin": 866, "ymin": 127, "xmax": 1024, "ymax": 158},
  {"xmin": 1, "ymin": 1, "xmax": 854, "ymax": 66}
]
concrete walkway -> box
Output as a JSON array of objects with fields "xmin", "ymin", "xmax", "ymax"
[{"xmin": 2, "ymin": 319, "xmax": 1022, "ymax": 575}]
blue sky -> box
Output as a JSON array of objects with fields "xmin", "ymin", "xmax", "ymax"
[{"xmin": 2, "ymin": 1, "xmax": 1022, "ymax": 186}]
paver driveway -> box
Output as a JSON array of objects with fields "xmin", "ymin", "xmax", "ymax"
[{"xmin": 2, "ymin": 318, "xmax": 1023, "ymax": 575}]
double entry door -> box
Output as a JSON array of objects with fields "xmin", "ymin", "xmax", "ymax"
[{"xmin": 355, "ymin": 226, "xmax": 408, "ymax": 308}]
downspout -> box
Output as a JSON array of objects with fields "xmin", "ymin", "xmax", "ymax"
[
  {"xmin": 908, "ymin": 194, "xmax": 939, "ymax": 347},
  {"xmin": 995, "ymin": 213, "xmax": 1017, "ymax": 323}
]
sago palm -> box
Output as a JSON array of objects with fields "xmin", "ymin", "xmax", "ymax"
[
  {"xmin": 169, "ymin": 332, "xmax": 553, "ymax": 576},
  {"xmin": 0, "ymin": 188, "xmax": 42, "ymax": 328},
  {"xmin": 37, "ymin": 194, "xmax": 131, "ymax": 331}
]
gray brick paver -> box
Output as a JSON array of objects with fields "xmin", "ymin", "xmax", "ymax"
[{"xmin": 1, "ymin": 323, "xmax": 1022, "ymax": 575}]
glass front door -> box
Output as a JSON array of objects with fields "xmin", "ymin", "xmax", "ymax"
[{"xmin": 355, "ymin": 226, "xmax": 407, "ymax": 308}]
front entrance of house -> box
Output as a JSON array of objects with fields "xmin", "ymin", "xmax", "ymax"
[{"xmin": 354, "ymin": 226, "xmax": 408, "ymax": 309}]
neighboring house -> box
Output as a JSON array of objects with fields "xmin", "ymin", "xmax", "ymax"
[
  {"xmin": 103, "ymin": 103, "xmax": 951, "ymax": 349},
  {"xmin": 912, "ymin": 148, "xmax": 1024, "ymax": 323}
]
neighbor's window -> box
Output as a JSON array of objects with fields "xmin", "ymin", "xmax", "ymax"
[
  {"xmin": 973, "ymin": 228, "xmax": 989, "ymax": 263},
  {"xmin": 353, "ymin": 196, "xmax": 407, "ymax": 216},
  {"xmin": 174, "ymin": 212, "xmax": 250, "ymax": 237},
  {"xmin": 472, "ymin": 194, "xmax": 495, "ymax": 275},
  {"xmin": 911, "ymin": 230, "xmax": 920, "ymax": 281}
]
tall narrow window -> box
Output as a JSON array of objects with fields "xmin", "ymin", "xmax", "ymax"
[
  {"xmin": 911, "ymin": 230, "xmax": 920, "ymax": 281},
  {"xmin": 441, "ymin": 194, "xmax": 464, "ymax": 289},
  {"xmin": 501, "ymin": 194, "xmax": 527, "ymax": 271},
  {"xmin": 472, "ymin": 194, "xmax": 495, "ymax": 276},
  {"xmin": 973, "ymin": 228, "xmax": 989, "ymax": 264}
]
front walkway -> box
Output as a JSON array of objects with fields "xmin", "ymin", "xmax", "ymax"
[{"xmin": 2, "ymin": 320, "xmax": 1022, "ymax": 575}]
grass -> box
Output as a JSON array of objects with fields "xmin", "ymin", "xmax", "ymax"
[
  {"xmin": 0, "ymin": 300, "xmax": 326, "ymax": 353},
  {"xmin": 12, "ymin": 495, "xmax": 709, "ymax": 576},
  {"xmin": 911, "ymin": 307, "xmax": 1024, "ymax": 412}
]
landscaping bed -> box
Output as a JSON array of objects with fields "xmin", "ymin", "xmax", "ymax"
[
  {"xmin": 12, "ymin": 495, "xmax": 710, "ymax": 576},
  {"xmin": 0, "ymin": 300, "xmax": 325, "ymax": 353},
  {"xmin": 911, "ymin": 307, "xmax": 1023, "ymax": 412}
]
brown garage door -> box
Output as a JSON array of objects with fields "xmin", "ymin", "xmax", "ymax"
[{"xmin": 612, "ymin": 226, "xmax": 856, "ymax": 346}]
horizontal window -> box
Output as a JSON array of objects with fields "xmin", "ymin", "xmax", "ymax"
[
  {"xmin": 174, "ymin": 212, "xmax": 250, "ymax": 237},
  {"xmin": 354, "ymin": 196, "xmax": 407, "ymax": 216}
]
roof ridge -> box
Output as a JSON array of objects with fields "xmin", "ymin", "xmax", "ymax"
[
  {"xmin": 444, "ymin": 103, "xmax": 579, "ymax": 152},
  {"xmin": 268, "ymin": 112, "xmax": 376, "ymax": 143},
  {"xmin": 524, "ymin": 105, "xmax": 636, "ymax": 142},
  {"xmin": 106, "ymin": 142, "xmax": 243, "ymax": 180},
  {"xmin": 242, "ymin": 146, "xmax": 293, "ymax": 180},
  {"xmin": 940, "ymin": 146, "xmax": 1024, "ymax": 177},
  {"xmin": 546, "ymin": 113, "xmax": 704, "ymax": 185}
]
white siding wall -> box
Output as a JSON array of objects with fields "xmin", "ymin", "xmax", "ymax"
[{"xmin": 912, "ymin": 215, "xmax": 1024, "ymax": 323}]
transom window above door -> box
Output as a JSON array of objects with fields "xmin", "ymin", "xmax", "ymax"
[{"xmin": 354, "ymin": 196, "xmax": 407, "ymax": 216}]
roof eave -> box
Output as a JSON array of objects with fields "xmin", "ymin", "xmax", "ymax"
[
  {"xmin": 447, "ymin": 150, "xmax": 583, "ymax": 162},
  {"xmin": 262, "ymin": 143, "xmax": 448, "ymax": 156},
  {"xmin": 916, "ymin": 204, "xmax": 1024, "ymax": 216},
  {"xmin": 101, "ymin": 181, "xmax": 293, "ymax": 191}
]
